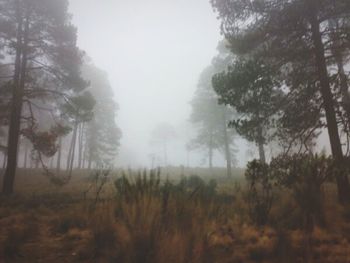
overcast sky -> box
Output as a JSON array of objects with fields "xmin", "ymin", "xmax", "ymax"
[{"xmin": 68, "ymin": 0, "xmax": 250, "ymax": 168}]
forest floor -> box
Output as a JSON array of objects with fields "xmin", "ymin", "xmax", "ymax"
[{"xmin": 0, "ymin": 168, "xmax": 350, "ymax": 262}]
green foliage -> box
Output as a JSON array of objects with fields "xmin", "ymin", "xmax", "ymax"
[
  {"xmin": 210, "ymin": 0, "xmax": 350, "ymax": 203},
  {"xmin": 210, "ymin": 0, "xmax": 350, "ymax": 151},
  {"xmin": 63, "ymin": 91, "xmax": 96, "ymax": 123},
  {"xmin": 213, "ymin": 58, "xmax": 279, "ymax": 147}
]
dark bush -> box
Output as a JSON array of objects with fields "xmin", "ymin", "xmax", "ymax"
[
  {"xmin": 244, "ymin": 160, "xmax": 273, "ymax": 226},
  {"xmin": 270, "ymin": 154, "xmax": 331, "ymax": 231}
]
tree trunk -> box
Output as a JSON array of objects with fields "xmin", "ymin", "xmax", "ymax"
[
  {"xmin": 77, "ymin": 124, "xmax": 82, "ymax": 169},
  {"xmin": 82, "ymin": 138, "xmax": 89, "ymax": 169},
  {"xmin": 66, "ymin": 133, "xmax": 74, "ymax": 171},
  {"xmin": 88, "ymin": 156, "xmax": 92, "ymax": 170},
  {"xmin": 328, "ymin": 20, "xmax": 350, "ymax": 119},
  {"xmin": 49, "ymin": 155, "xmax": 54, "ymax": 169},
  {"xmin": 222, "ymin": 110, "xmax": 232, "ymax": 178},
  {"xmin": 23, "ymin": 142, "xmax": 28, "ymax": 169},
  {"xmin": 258, "ymin": 141, "xmax": 266, "ymax": 163},
  {"xmin": 308, "ymin": 0, "xmax": 350, "ymax": 204},
  {"xmin": 78, "ymin": 123, "xmax": 84, "ymax": 169},
  {"xmin": 2, "ymin": 153, "xmax": 7, "ymax": 169},
  {"xmin": 257, "ymin": 125, "xmax": 266, "ymax": 163},
  {"xmin": 56, "ymin": 137, "xmax": 62, "ymax": 173},
  {"xmin": 336, "ymin": 56, "xmax": 350, "ymax": 118},
  {"xmin": 68, "ymin": 121, "xmax": 78, "ymax": 177},
  {"xmin": 2, "ymin": 9, "xmax": 28, "ymax": 195},
  {"xmin": 82, "ymin": 146, "xmax": 86, "ymax": 169}
]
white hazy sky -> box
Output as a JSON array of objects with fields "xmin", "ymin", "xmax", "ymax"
[{"xmin": 68, "ymin": 0, "xmax": 250, "ymax": 167}]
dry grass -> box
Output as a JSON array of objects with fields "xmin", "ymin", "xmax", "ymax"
[{"xmin": 0, "ymin": 168, "xmax": 350, "ymax": 262}]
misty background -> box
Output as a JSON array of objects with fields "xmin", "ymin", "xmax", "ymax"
[{"xmin": 68, "ymin": 0, "xmax": 250, "ymax": 168}]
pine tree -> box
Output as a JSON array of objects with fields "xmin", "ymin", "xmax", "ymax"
[
  {"xmin": 0, "ymin": 0, "xmax": 87, "ymax": 194},
  {"xmin": 83, "ymin": 63, "xmax": 121, "ymax": 168},
  {"xmin": 211, "ymin": 0, "xmax": 350, "ymax": 203},
  {"xmin": 190, "ymin": 65, "xmax": 237, "ymax": 175}
]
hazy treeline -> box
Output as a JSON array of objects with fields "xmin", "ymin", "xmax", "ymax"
[{"xmin": 0, "ymin": 0, "xmax": 121, "ymax": 194}]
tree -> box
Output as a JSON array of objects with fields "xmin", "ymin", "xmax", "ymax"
[
  {"xmin": 63, "ymin": 91, "xmax": 95, "ymax": 176},
  {"xmin": 213, "ymin": 58, "xmax": 279, "ymax": 163},
  {"xmin": 150, "ymin": 122, "xmax": 177, "ymax": 167},
  {"xmin": 211, "ymin": 0, "xmax": 350, "ymax": 203},
  {"xmin": 0, "ymin": 0, "xmax": 87, "ymax": 195},
  {"xmin": 83, "ymin": 63, "xmax": 121, "ymax": 169},
  {"xmin": 190, "ymin": 65, "xmax": 237, "ymax": 176}
]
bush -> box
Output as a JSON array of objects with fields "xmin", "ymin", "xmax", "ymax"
[
  {"xmin": 244, "ymin": 160, "xmax": 273, "ymax": 226},
  {"xmin": 112, "ymin": 170, "xmax": 220, "ymax": 262},
  {"xmin": 270, "ymin": 154, "xmax": 330, "ymax": 232},
  {"xmin": 178, "ymin": 175, "xmax": 217, "ymax": 200}
]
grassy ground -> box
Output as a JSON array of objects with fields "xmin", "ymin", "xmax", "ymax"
[{"xmin": 0, "ymin": 168, "xmax": 350, "ymax": 262}]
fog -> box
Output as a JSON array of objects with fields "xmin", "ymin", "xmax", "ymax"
[
  {"xmin": 2, "ymin": 2, "xmax": 350, "ymax": 260},
  {"xmin": 68, "ymin": 0, "xmax": 248, "ymax": 168}
]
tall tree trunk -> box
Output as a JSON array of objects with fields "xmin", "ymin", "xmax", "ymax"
[
  {"xmin": 2, "ymin": 153, "xmax": 7, "ymax": 169},
  {"xmin": 23, "ymin": 142, "xmax": 28, "ymax": 169},
  {"xmin": 308, "ymin": 0, "xmax": 350, "ymax": 204},
  {"xmin": 66, "ymin": 133, "xmax": 74, "ymax": 171},
  {"xmin": 2, "ymin": 9, "xmax": 28, "ymax": 195},
  {"xmin": 82, "ymin": 138, "xmax": 89, "ymax": 169},
  {"xmin": 77, "ymin": 123, "xmax": 81, "ymax": 169},
  {"xmin": 56, "ymin": 137, "xmax": 62, "ymax": 173},
  {"xmin": 88, "ymin": 155, "xmax": 92, "ymax": 170},
  {"xmin": 257, "ymin": 125, "xmax": 266, "ymax": 163},
  {"xmin": 258, "ymin": 141, "xmax": 266, "ymax": 163},
  {"xmin": 78, "ymin": 123, "xmax": 84, "ymax": 169},
  {"xmin": 222, "ymin": 110, "xmax": 232, "ymax": 178},
  {"xmin": 329, "ymin": 20, "xmax": 350, "ymax": 120},
  {"xmin": 82, "ymin": 145, "xmax": 86, "ymax": 169},
  {"xmin": 68, "ymin": 121, "xmax": 78, "ymax": 177},
  {"xmin": 336, "ymin": 56, "xmax": 350, "ymax": 117},
  {"xmin": 49, "ymin": 155, "xmax": 54, "ymax": 169}
]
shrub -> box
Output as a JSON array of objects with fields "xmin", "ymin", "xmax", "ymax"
[
  {"xmin": 270, "ymin": 154, "xmax": 330, "ymax": 232},
  {"xmin": 114, "ymin": 168, "xmax": 162, "ymax": 203},
  {"xmin": 178, "ymin": 175, "xmax": 217, "ymax": 200},
  {"xmin": 245, "ymin": 160, "xmax": 273, "ymax": 226}
]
